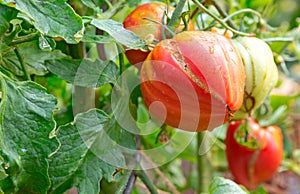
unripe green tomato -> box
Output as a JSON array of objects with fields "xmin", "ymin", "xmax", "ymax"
[{"xmin": 232, "ymin": 37, "xmax": 278, "ymax": 119}]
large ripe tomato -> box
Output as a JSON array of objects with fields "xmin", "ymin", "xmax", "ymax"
[
  {"xmin": 140, "ymin": 31, "xmax": 245, "ymax": 132},
  {"xmin": 123, "ymin": 2, "xmax": 194, "ymax": 65},
  {"xmin": 225, "ymin": 118, "xmax": 283, "ymax": 190},
  {"xmin": 232, "ymin": 37, "xmax": 278, "ymax": 119}
]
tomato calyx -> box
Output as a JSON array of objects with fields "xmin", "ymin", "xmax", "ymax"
[
  {"xmin": 234, "ymin": 119, "xmax": 260, "ymax": 149},
  {"xmin": 242, "ymin": 91, "xmax": 256, "ymax": 114},
  {"xmin": 233, "ymin": 118, "xmax": 268, "ymax": 150}
]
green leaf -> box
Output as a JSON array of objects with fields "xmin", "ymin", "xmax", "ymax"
[
  {"xmin": 259, "ymin": 105, "xmax": 288, "ymax": 127},
  {"xmin": 91, "ymin": 19, "xmax": 146, "ymax": 49},
  {"xmin": 246, "ymin": 0, "xmax": 274, "ymax": 10},
  {"xmin": 270, "ymin": 95, "xmax": 295, "ymax": 111},
  {"xmin": 0, "ymin": 175, "xmax": 15, "ymax": 194},
  {"xmin": 0, "ymin": 4, "xmax": 19, "ymax": 51},
  {"xmin": 80, "ymin": 0, "xmax": 102, "ymax": 13},
  {"xmin": 209, "ymin": 177, "xmax": 248, "ymax": 194},
  {"xmin": 81, "ymin": 34, "xmax": 114, "ymax": 44},
  {"xmin": 250, "ymin": 185, "xmax": 268, "ymax": 194},
  {"xmin": 0, "ymin": 4, "xmax": 18, "ymax": 35},
  {"xmin": 0, "ymin": 76, "xmax": 59, "ymax": 194},
  {"xmin": 15, "ymin": 0, "xmax": 84, "ymax": 44},
  {"xmin": 0, "ymin": 156, "xmax": 8, "ymax": 180},
  {"xmin": 48, "ymin": 109, "xmax": 133, "ymax": 194},
  {"xmin": 46, "ymin": 58, "xmax": 118, "ymax": 87},
  {"xmin": 1, "ymin": 42, "xmax": 67, "ymax": 76},
  {"xmin": 39, "ymin": 35, "xmax": 57, "ymax": 51},
  {"xmin": 73, "ymin": 152, "xmax": 116, "ymax": 194}
]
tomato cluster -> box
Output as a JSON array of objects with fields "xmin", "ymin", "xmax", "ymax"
[
  {"xmin": 123, "ymin": 2, "xmax": 282, "ymax": 190},
  {"xmin": 124, "ymin": 2, "xmax": 245, "ymax": 132}
]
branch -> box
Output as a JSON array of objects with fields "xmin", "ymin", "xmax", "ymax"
[
  {"xmin": 123, "ymin": 130, "xmax": 141, "ymax": 193},
  {"xmin": 263, "ymin": 37, "xmax": 294, "ymax": 42},
  {"xmin": 211, "ymin": 0, "xmax": 238, "ymax": 29},
  {"xmin": 123, "ymin": 172, "xmax": 137, "ymax": 194},
  {"xmin": 167, "ymin": 0, "xmax": 187, "ymax": 29},
  {"xmin": 14, "ymin": 47, "xmax": 31, "ymax": 81},
  {"xmin": 117, "ymin": 44, "xmax": 125, "ymax": 76},
  {"xmin": 116, "ymin": 170, "xmax": 136, "ymax": 194},
  {"xmin": 223, "ymin": 8, "xmax": 262, "ymax": 23},
  {"xmin": 191, "ymin": 0, "xmax": 252, "ymax": 36},
  {"xmin": 197, "ymin": 132, "xmax": 212, "ymax": 193},
  {"xmin": 140, "ymin": 151, "xmax": 180, "ymax": 194},
  {"xmin": 10, "ymin": 32, "xmax": 40, "ymax": 45},
  {"xmin": 134, "ymin": 170, "xmax": 158, "ymax": 194}
]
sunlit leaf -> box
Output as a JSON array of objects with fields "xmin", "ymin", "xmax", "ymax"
[
  {"xmin": 1, "ymin": 42, "xmax": 67, "ymax": 76},
  {"xmin": 0, "ymin": 76, "xmax": 59, "ymax": 193},
  {"xmin": 46, "ymin": 58, "xmax": 118, "ymax": 87},
  {"xmin": 48, "ymin": 109, "xmax": 135, "ymax": 194},
  {"xmin": 91, "ymin": 19, "xmax": 146, "ymax": 49},
  {"xmin": 15, "ymin": 0, "xmax": 84, "ymax": 43},
  {"xmin": 209, "ymin": 177, "xmax": 248, "ymax": 194}
]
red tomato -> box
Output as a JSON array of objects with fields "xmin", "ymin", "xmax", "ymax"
[
  {"xmin": 123, "ymin": 2, "xmax": 194, "ymax": 65},
  {"xmin": 140, "ymin": 31, "xmax": 245, "ymax": 132},
  {"xmin": 225, "ymin": 118, "xmax": 283, "ymax": 190}
]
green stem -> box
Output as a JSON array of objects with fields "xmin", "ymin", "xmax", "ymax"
[
  {"xmin": 211, "ymin": 0, "xmax": 238, "ymax": 29},
  {"xmin": 167, "ymin": 0, "xmax": 187, "ymax": 30},
  {"xmin": 190, "ymin": 7, "xmax": 200, "ymax": 20},
  {"xmin": 143, "ymin": 18, "xmax": 175, "ymax": 37},
  {"xmin": 191, "ymin": 0, "xmax": 251, "ymax": 36},
  {"xmin": 117, "ymin": 44, "xmax": 124, "ymax": 76},
  {"xmin": 263, "ymin": 37, "xmax": 294, "ymax": 42},
  {"xmin": 102, "ymin": 0, "xmax": 125, "ymax": 19},
  {"xmin": 135, "ymin": 170, "xmax": 158, "ymax": 194},
  {"xmin": 123, "ymin": 172, "xmax": 137, "ymax": 194},
  {"xmin": 73, "ymin": 86, "xmax": 95, "ymax": 115},
  {"xmin": 69, "ymin": 43, "xmax": 95, "ymax": 115},
  {"xmin": 223, "ymin": 9, "xmax": 262, "ymax": 23},
  {"xmin": 116, "ymin": 170, "xmax": 133, "ymax": 194},
  {"xmin": 14, "ymin": 47, "xmax": 31, "ymax": 81},
  {"xmin": 0, "ymin": 73, "xmax": 8, "ymax": 141},
  {"xmin": 104, "ymin": 0, "xmax": 113, "ymax": 9},
  {"xmin": 10, "ymin": 32, "xmax": 40, "ymax": 45},
  {"xmin": 197, "ymin": 131, "xmax": 212, "ymax": 193}
]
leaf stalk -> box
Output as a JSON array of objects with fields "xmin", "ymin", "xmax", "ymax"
[{"xmin": 14, "ymin": 47, "xmax": 31, "ymax": 81}]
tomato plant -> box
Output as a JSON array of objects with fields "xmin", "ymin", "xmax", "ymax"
[
  {"xmin": 140, "ymin": 30, "xmax": 245, "ymax": 131},
  {"xmin": 225, "ymin": 118, "xmax": 284, "ymax": 190},
  {"xmin": 0, "ymin": 0, "xmax": 299, "ymax": 194}
]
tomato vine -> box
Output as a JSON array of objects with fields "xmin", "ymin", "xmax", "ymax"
[{"xmin": 0, "ymin": 0, "xmax": 299, "ymax": 193}]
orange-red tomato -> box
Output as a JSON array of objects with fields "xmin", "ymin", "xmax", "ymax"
[
  {"xmin": 140, "ymin": 31, "xmax": 245, "ymax": 132},
  {"xmin": 225, "ymin": 118, "xmax": 283, "ymax": 190},
  {"xmin": 123, "ymin": 2, "xmax": 194, "ymax": 65}
]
